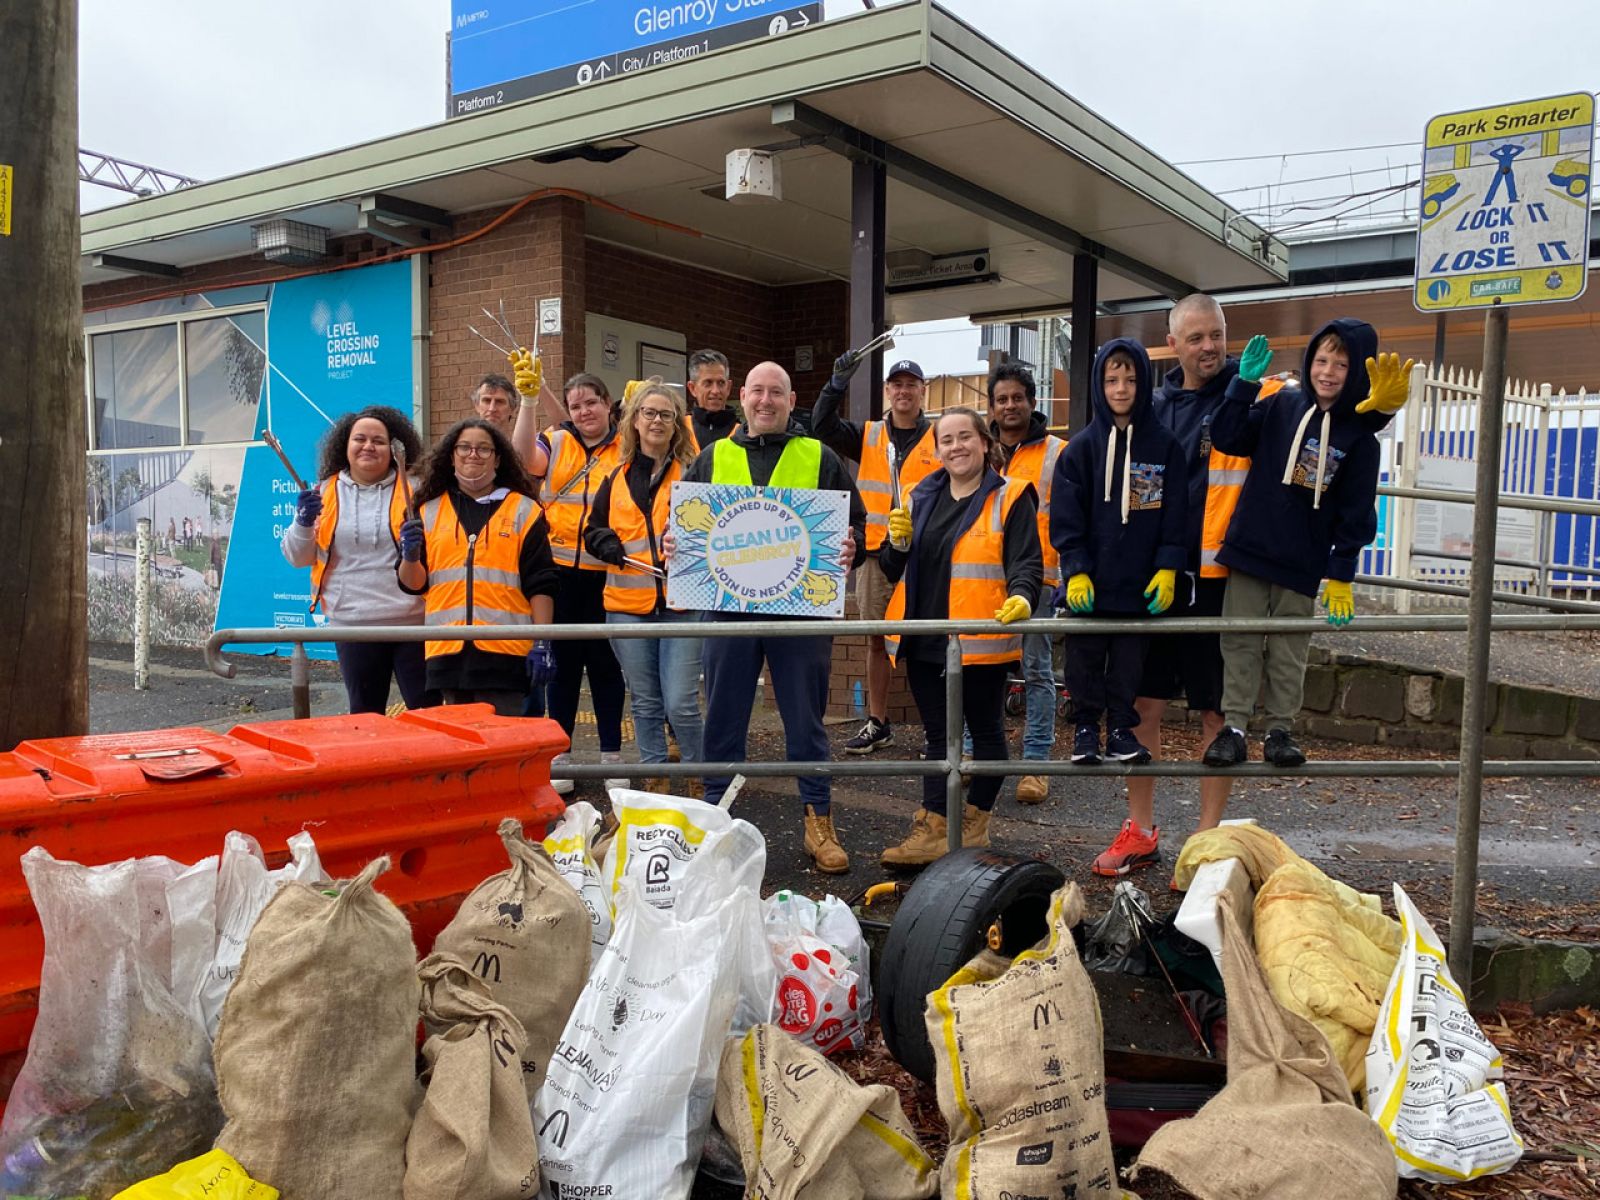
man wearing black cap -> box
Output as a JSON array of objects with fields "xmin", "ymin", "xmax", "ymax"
[{"xmin": 812, "ymin": 355, "xmax": 941, "ymax": 755}]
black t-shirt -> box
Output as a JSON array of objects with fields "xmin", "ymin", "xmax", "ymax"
[{"xmin": 899, "ymin": 487, "xmax": 968, "ymax": 663}]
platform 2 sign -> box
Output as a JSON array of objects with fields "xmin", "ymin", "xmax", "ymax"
[
  {"xmin": 1414, "ymin": 92, "xmax": 1593, "ymax": 312},
  {"xmin": 665, "ymin": 482, "xmax": 849, "ymax": 617},
  {"xmin": 448, "ymin": 0, "xmax": 823, "ymax": 116}
]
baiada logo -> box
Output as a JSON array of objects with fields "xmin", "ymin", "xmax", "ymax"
[{"xmin": 776, "ymin": 977, "xmax": 816, "ymax": 1033}]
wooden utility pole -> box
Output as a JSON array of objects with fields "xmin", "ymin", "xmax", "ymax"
[{"xmin": 0, "ymin": 0, "xmax": 88, "ymax": 742}]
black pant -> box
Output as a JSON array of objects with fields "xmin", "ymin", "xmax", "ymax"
[
  {"xmin": 549, "ymin": 566, "xmax": 625, "ymax": 752},
  {"xmin": 1064, "ymin": 630, "xmax": 1148, "ymax": 730},
  {"xmin": 334, "ymin": 640, "xmax": 435, "ymax": 714},
  {"xmin": 441, "ymin": 688, "xmax": 524, "ymax": 717},
  {"xmin": 906, "ymin": 657, "xmax": 1010, "ymax": 815}
]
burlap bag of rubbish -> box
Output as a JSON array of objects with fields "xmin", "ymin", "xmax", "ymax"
[
  {"xmin": 926, "ymin": 882, "xmax": 1119, "ymax": 1199},
  {"xmin": 431, "ymin": 817, "xmax": 592, "ymax": 1099},
  {"xmin": 713, "ymin": 1023, "xmax": 937, "ymax": 1200},
  {"xmin": 1130, "ymin": 898, "xmax": 1397, "ymax": 1200},
  {"xmin": 213, "ymin": 856, "xmax": 419, "ymax": 1200},
  {"xmin": 403, "ymin": 954, "xmax": 540, "ymax": 1200}
]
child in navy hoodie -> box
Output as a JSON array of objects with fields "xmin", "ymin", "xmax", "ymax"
[
  {"xmin": 1202, "ymin": 319, "xmax": 1407, "ymax": 767},
  {"xmin": 1052, "ymin": 339, "xmax": 1188, "ymax": 791}
]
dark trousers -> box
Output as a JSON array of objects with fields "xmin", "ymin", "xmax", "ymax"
[
  {"xmin": 1064, "ymin": 629, "xmax": 1148, "ymax": 730},
  {"xmin": 702, "ymin": 618, "xmax": 833, "ymax": 813},
  {"xmin": 548, "ymin": 567, "xmax": 625, "ymax": 752},
  {"xmin": 906, "ymin": 657, "xmax": 1010, "ymax": 815},
  {"xmin": 441, "ymin": 688, "xmax": 524, "ymax": 717},
  {"xmin": 334, "ymin": 640, "xmax": 435, "ymax": 714}
]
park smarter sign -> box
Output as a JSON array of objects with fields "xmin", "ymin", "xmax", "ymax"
[{"xmin": 1415, "ymin": 92, "xmax": 1593, "ymax": 312}]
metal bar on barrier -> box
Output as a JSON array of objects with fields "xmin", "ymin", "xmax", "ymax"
[
  {"xmin": 1386, "ymin": 544, "xmax": 1600, "ymax": 579},
  {"xmin": 290, "ymin": 643, "xmax": 311, "ymax": 721},
  {"xmin": 1378, "ymin": 483, "xmax": 1600, "ymax": 517},
  {"xmin": 945, "ymin": 635, "xmax": 964, "ymax": 853},
  {"xmin": 1357, "ymin": 574, "xmax": 1600, "ymax": 613}
]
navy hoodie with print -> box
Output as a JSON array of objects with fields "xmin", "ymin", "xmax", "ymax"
[
  {"xmin": 1211, "ymin": 318, "xmax": 1382, "ymax": 597},
  {"xmin": 1050, "ymin": 338, "xmax": 1189, "ymax": 615}
]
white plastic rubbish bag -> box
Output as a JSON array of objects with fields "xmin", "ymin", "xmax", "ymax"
[
  {"xmin": 1364, "ymin": 884, "xmax": 1524, "ymax": 1181},
  {"xmin": 600, "ymin": 788, "xmax": 735, "ymax": 911},
  {"xmin": 764, "ymin": 891, "xmax": 872, "ymax": 1056},
  {"xmin": 542, "ymin": 800, "xmax": 612, "ymax": 956}
]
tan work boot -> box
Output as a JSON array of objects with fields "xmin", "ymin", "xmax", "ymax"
[
  {"xmin": 961, "ymin": 807, "xmax": 991, "ymax": 848},
  {"xmin": 803, "ymin": 805, "xmax": 850, "ymax": 874},
  {"xmin": 880, "ymin": 808, "xmax": 950, "ymax": 868},
  {"xmin": 1015, "ymin": 774, "xmax": 1049, "ymax": 805}
]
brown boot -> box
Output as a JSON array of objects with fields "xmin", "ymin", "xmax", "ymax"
[
  {"xmin": 880, "ymin": 808, "xmax": 950, "ymax": 868},
  {"xmin": 961, "ymin": 806, "xmax": 991, "ymax": 848},
  {"xmin": 1015, "ymin": 774, "xmax": 1049, "ymax": 805},
  {"xmin": 803, "ymin": 805, "xmax": 850, "ymax": 874}
]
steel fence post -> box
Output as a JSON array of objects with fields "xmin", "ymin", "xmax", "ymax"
[
  {"xmin": 945, "ymin": 634, "xmax": 964, "ymax": 852},
  {"xmin": 291, "ymin": 642, "xmax": 311, "ymax": 720}
]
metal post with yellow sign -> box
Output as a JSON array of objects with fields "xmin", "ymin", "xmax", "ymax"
[{"xmin": 1414, "ymin": 92, "xmax": 1595, "ymax": 977}]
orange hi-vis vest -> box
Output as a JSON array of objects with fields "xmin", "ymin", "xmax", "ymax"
[
  {"xmin": 1003, "ymin": 434, "xmax": 1067, "ymax": 588},
  {"xmin": 308, "ymin": 473, "xmax": 408, "ymax": 614},
  {"xmin": 540, "ymin": 426, "xmax": 620, "ymax": 570},
  {"xmin": 1199, "ymin": 377, "xmax": 1283, "ymax": 578},
  {"xmin": 420, "ymin": 491, "xmax": 541, "ymax": 659},
  {"xmin": 602, "ymin": 457, "xmax": 683, "ymax": 615},
  {"xmin": 681, "ymin": 415, "xmax": 700, "ymax": 456},
  {"xmin": 884, "ymin": 478, "xmax": 1029, "ymax": 667},
  {"xmin": 858, "ymin": 419, "xmax": 940, "ymax": 552}
]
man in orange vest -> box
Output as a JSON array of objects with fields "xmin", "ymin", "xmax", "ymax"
[
  {"xmin": 989, "ymin": 364, "xmax": 1067, "ymax": 803},
  {"xmin": 812, "ymin": 356, "xmax": 941, "ymax": 757}
]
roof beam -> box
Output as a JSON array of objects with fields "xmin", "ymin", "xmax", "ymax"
[
  {"xmin": 771, "ymin": 99, "xmax": 1195, "ymax": 301},
  {"xmin": 90, "ymin": 252, "xmax": 181, "ymax": 278}
]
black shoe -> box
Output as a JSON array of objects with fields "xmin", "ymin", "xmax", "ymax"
[
  {"xmin": 1106, "ymin": 727, "xmax": 1152, "ymax": 764},
  {"xmin": 1203, "ymin": 727, "xmax": 1248, "ymax": 767},
  {"xmin": 843, "ymin": 716, "xmax": 893, "ymax": 755},
  {"xmin": 1071, "ymin": 724, "xmax": 1102, "ymax": 765},
  {"xmin": 1264, "ymin": 728, "xmax": 1307, "ymax": 767}
]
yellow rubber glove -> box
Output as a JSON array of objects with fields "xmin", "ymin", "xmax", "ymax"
[
  {"xmin": 621, "ymin": 378, "xmax": 646, "ymax": 407},
  {"xmin": 509, "ymin": 347, "xmax": 542, "ymax": 400},
  {"xmin": 1065, "ymin": 573, "xmax": 1094, "ymax": 614},
  {"xmin": 995, "ymin": 595, "xmax": 1032, "ymax": 625},
  {"xmin": 1321, "ymin": 579, "xmax": 1355, "ymax": 626},
  {"xmin": 1144, "ymin": 568, "xmax": 1176, "ymax": 615},
  {"xmin": 887, "ymin": 506, "xmax": 912, "ymax": 551},
  {"xmin": 1353, "ymin": 352, "xmax": 1414, "ymax": 416}
]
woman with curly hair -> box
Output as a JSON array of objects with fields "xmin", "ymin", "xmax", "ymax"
[
  {"xmin": 280, "ymin": 404, "xmax": 432, "ymax": 713},
  {"xmin": 398, "ymin": 418, "xmax": 558, "ymax": 715}
]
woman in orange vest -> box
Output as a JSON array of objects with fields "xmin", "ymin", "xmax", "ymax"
[
  {"xmin": 280, "ymin": 405, "xmax": 431, "ymax": 713},
  {"xmin": 398, "ymin": 418, "xmax": 558, "ymax": 716},
  {"xmin": 584, "ymin": 382, "xmax": 703, "ymax": 778},
  {"xmin": 877, "ymin": 406, "xmax": 1042, "ymax": 868}
]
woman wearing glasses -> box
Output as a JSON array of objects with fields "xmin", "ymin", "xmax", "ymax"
[
  {"xmin": 585, "ymin": 382, "xmax": 703, "ymax": 788},
  {"xmin": 399, "ymin": 418, "xmax": 558, "ymax": 715},
  {"xmin": 280, "ymin": 404, "xmax": 433, "ymax": 714}
]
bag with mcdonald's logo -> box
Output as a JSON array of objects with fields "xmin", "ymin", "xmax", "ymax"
[{"xmin": 431, "ymin": 818, "xmax": 592, "ymax": 1101}]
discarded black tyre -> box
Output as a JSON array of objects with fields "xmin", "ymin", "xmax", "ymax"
[{"xmin": 877, "ymin": 847, "xmax": 1065, "ymax": 1083}]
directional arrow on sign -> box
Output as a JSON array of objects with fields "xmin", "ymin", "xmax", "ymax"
[
  {"xmin": 794, "ymin": 10, "xmax": 811, "ymax": 27},
  {"xmin": 596, "ymin": 60, "xmax": 612, "ymax": 79}
]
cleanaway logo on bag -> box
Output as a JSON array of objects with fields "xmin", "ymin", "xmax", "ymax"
[{"xmin": 1014, "ymin": 1140, "xmax": 1054, "ymax": 1166}]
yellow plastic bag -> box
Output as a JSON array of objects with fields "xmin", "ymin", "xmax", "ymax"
[{"xmin": 113, "ymin": 1149, "xmax": 278, "ymax": 1200}]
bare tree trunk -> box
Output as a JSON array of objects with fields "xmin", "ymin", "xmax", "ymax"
[{"xmin": 0, "ymin": 0, "xmax": 88, "ymax": 742}]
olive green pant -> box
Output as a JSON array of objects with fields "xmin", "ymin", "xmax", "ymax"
[{"xmin": 1219, "ymin": 569, "xmax": 1315, "ymax": 733}]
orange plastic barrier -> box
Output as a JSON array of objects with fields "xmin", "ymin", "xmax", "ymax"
[{"xmin": 0, "ymin": 705, "xmax": 568, "ymax": 1097}]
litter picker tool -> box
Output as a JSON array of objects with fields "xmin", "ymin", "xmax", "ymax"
[
  {"xmin": 841, "ymin": 325, "xmax": 899, "ymax": 370},
  {"xmin": 392, "ymin": 444, "xmax": 417, "ymax": 521},
  {"xmin": 623, "ymin": 555, "xmax": 666, "ymax": 579},
  {"xmin": 261, "ymin": 430, "xmax": 309, "ymax": 492},
  {"xmin": 466, "ymin": 322, "xmax": 513, "ymax": 356},
  {"xmin": 1118, "ymin": 885, "xmax": 1213, "ymax": 1058}
]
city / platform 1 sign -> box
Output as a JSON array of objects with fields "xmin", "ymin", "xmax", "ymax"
[
  {"xmin": 1414, "ymin": 92, "xmax": 1593, "ymax": 312},
  {"xmin": 449, "ymin": 0, "xmax": 824, "ymax": 117}
]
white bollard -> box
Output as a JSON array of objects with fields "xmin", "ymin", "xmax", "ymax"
[{"xmin": 134, "ymin": 517, "xmax": 151, "ymax": 690}]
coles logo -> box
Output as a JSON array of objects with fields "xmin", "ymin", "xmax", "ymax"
[{"xmin": 776, "ymin": 977, "xmax": 817, "ymax": 1033}]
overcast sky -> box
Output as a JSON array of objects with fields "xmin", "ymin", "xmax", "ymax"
[{"xmin": 79, "ymin": 0, "xmax": 1600, "ymax": 373}]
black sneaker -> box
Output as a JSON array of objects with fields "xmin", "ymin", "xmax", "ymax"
[
  {"xmin": 1264, "ymin": 728, "xmax": 1307, "ymax": 767},
  {"xmin": 843, "ymin": 716, "xmax": 893, "ymax": 755},
  {"xmin": 1203, "ymin": 727, "xmax": 1248, "ymax": 767},
  {"xmin": 1071, "ymin": 724, "xmax": 1102, "ymax": 765},
  {"xmin": 1106, "ymin": 727, "xmax": 1152, "ymax": 764}
]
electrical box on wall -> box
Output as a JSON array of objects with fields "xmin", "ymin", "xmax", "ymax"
[{"xmin": 726, "ymin": 149, "xmax": 782, "ymax": 203}]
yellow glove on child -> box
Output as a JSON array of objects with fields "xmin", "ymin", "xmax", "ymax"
[
  {"xmin": 887, "ymin": 506, "xmax": 912, "ymax": 551},
  {"xmin": 995, "ymin": 595, "xmax": 1032, "ymax": 625},
  {"xmin": 1144, "ymin": 568, "xmax": 1176, "ymax": 615},
  {"xmin": 509, "ymin": 347, "xmax": 542, "ymax": 401},
  {"xmin": 1065, "ymin": 573, "xmax": 1094, "ymax": 614},
  {"xmin": 1353, "ymin": 352, "xmax": 1414, "ymax": 416},
  {"xmin": 1321, "ymin": 579, "xmax": 1355, "ymax": 626}
]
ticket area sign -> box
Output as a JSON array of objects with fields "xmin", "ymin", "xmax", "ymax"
[{"xmin": 1414, "ymin": 92, "xmax": 1593, "ymax": 312}]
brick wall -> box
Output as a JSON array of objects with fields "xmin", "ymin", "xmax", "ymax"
[{"xmin": 772, "ymin": 280, "xmax": 849, "ymax": 411}]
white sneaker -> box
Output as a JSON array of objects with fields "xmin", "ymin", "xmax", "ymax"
[
  {"xmin": 601, "ymin": 751, "xmax": 630, "ymax": 794},
  {"xmin": 550, "ymin": 751, "xmax": 575, "ymax": 796}
]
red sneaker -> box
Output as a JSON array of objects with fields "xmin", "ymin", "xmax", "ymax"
[{"xmin": 1092, "ymin": 819, "xmax": 1161, "ymax": 877}]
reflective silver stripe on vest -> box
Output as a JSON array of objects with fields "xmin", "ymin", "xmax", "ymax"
[
  {"xmin": 952, "ymin": 563, "xmax": 1006, "ymax": 581},
  {"xmin": 1209, "ymin": 467, "xmax": 1248, "ymax": 486},
  {"xmin": 426, "ymin": 606, "xmax": 530, "ymax": 627},
  {"xmin": 422, "ymin": 497, "xmax": 445, "ymax": 532},
  {"xmin": 426, "ymin": 606, "xmax": 469, "ymax": 625},
  {"xmin": 606, "ymin": 574, "xmax": 656, "ymax": 590},
  {"xmin": 959, "ymin": 632, "xmax": 1021, "ymax": 657},
  {"xmin": 1200, "ymin": 547, "xmax": 1221, "ymax": 568},
  {"xmin": 622, "ymin": 536, "xmax": 652, "ymax": 555},
  {"xmin": 857, "ymin": 480, "xmax": 895, "ymax": 496},
  {"xmin": 1038, "ymin": 440, "xmax": 1064, "ymax": 506},
  {"xmin": 540, "ymin": 431, "xmax": 570, "ymax": 505}
]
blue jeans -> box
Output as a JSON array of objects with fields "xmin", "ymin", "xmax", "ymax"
[
  {"xmin": 962, "ymin": 631, "xmax": 1057, "ymax": 761},
  {"xmin": 607, "ymin": 611, "xmax": 705, "ymax": 763}
]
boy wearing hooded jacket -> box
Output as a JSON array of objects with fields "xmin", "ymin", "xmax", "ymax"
[
  {"xmin": 1052, "ymin": 339, "xmax": 1188, "ymax": 800},
  {"xmin": 1203, "ymin": 319, "xmax": 1410, "ymax": 767}
]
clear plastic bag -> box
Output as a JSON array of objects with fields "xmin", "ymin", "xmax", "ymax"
[{"xmin": 764, "ymin": 891, "xmax": 872, "ymax": 1056}]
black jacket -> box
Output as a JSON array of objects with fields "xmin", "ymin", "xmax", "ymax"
[
  {"xmin": 690, "ymin": 405, "xmax": 738, "ymax": 448},
  {"xmin": 1050, "ymin": 338, "xmax": 1188, "ymax": 615},
  {"xmin": 1211, "ymin": 318, "xmax": 1382, "ymax": 597},
  {"xmin": 1151, "ymin": 358, "xmax": 1239, "ymax": 573},
  {"xmin": 994, "ymin": 410, "xmax": 1052, "ymax": 466}
]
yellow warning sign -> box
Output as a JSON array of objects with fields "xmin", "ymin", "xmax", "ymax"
[{"xmin": 0, "ymin": 165, "xmax": 12, "ymax": 236}]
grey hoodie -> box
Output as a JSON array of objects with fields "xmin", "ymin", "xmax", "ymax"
[{"xmin": 280, "ymin": 471, "xmax": 424, "ymax": 625}]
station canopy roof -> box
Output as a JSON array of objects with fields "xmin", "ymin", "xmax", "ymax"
[{"xmin": 81, "ymin": 1, "xmax": 1287, "ymax": 322}]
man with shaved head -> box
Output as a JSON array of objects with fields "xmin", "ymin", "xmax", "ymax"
[{"xmin": 673, "ymin": 361, "xmax": 867, "ymax": 873}]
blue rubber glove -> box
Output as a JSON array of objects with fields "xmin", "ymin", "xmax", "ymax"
[
  {"xmin": 1238, "ymin": 334, "xmax": 1273, "ymax": 383},
  {"xmin": 830, "ymin": 350, "xmax": 862, "ymax": 393},
  {"xmin": 294, "ymin": 487, "xmax": 323, "ymax": 528},
  {"xmin": 526, "ymin": 639, "xmax": 557, "ymax": 685},
  {"xmin": 399, "ymin": 517, "xmax": 425, "ymax": 563}
]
